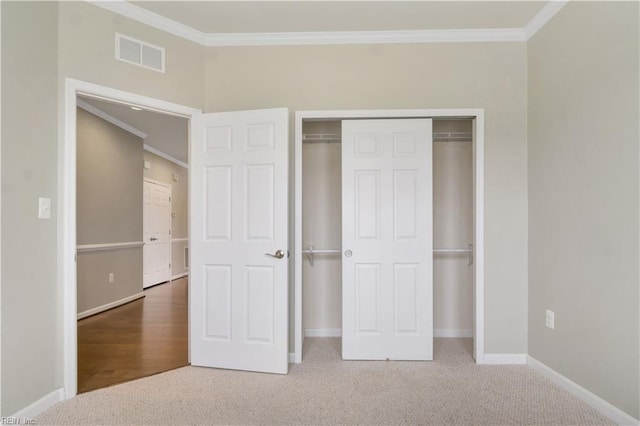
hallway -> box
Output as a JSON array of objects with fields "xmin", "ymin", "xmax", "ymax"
[{"xmin": 77, "ymin": 278, "xmax": 188, "ymax": 393}]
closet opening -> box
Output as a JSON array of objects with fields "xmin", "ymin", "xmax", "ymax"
[{"xmin": 294, "ymin": 110, "xmax": 484, "ymax": 365}]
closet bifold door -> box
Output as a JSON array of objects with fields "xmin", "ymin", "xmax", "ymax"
[{"xmin": 341, "ymin": 118, "xmax": 433, "ymax": 361}]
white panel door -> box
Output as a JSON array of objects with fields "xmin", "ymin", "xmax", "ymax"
[
  {"xmin": 143, "ymin": 179, "xmax": 172, "ymax": 288},
  {"xmin": 190, "ymin": 108, "xmax": 288, "ymax": 374},
  {"xmin": 342, "ymin": 119, "xmax": 433, "ymax": 360}
]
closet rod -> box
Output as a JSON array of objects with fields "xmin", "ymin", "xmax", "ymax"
[
  {"xmin": 434, "ymin": 244, "xmax": 474, "ymax": 265},
  {"xmin": 303, "ymin": 244, "xmax": 474, "ymax": 265}
]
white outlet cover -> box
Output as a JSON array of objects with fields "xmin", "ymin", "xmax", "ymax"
[
  {"xmin": 545, "ymin": 309, "xmax": 555, "ymax": 329},
  {"xmin": 38, "ymin": 197, "xmax": 51, "ymax": 219}
]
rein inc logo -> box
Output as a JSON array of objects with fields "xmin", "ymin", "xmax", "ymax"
[{"xmin": 1, "ymin": 418, "xmax": 35, "ymax": 425}]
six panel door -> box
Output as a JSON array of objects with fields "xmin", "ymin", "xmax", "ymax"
[
  {"xmin": 342, "ymin": 119, "xmax": 434, "ymax": 360},
  {"xmin": 190, "ymin": 108, "xmax": 289, "ymax": 374}
]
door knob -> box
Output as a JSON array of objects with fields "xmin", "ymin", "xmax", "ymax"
[
  {"xmin": 150, "ymin": 237, "xmax": 158, "ymax": 241},
  {"xmin": 265, "ymin": 250, "xmax": 285, "ymax": 259}
]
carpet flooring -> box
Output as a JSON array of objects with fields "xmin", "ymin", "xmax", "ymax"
[{"xmin": 36, "ymin": 338, "xmax": 613, "ymax": 425}]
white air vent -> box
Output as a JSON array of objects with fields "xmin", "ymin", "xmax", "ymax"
[{"xmin": 115, "ymin": 33, "xmax": 165, "ymax": 73}]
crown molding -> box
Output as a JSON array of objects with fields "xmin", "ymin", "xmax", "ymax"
[
  {"xmin": 144, "ymin": 144, "xmax": 189, "ymax": 169},
  {"xmin": 77, "ymin": 99, "xmax": 188, "ymax": 169},
  {"xmin": 524, "ymin": 1, "xmax": 569, "ymax": 40},
  {"xmin": 77, "ymin": 99, "xmax": 148, "ymax": 139},
  {"xmin": 90, "ymin": 0, "xmax": 565, "ymax": 47},
  {"xmin": 204, "ymin": 28, "xmax": 526, "ymax": 46},
  {"xmin": 89, "ymin": 0, "xmax": 207, "ymax": 45}
]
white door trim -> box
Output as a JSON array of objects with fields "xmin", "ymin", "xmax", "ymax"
[
  {"xmin": 61, "ymin": 78, "xmax": 200, "ymax": 399},
  {"xmin": 294, "ymin": 109, "xmax": 485, "ymax": 364}
]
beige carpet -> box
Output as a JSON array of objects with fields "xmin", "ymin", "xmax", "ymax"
[{"xmin": 36, "ymin": 338, "xmax": 612, "ymax": 425}]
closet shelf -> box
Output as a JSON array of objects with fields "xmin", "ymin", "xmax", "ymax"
[
  {"xmin": 433, "ymin": 132, "xmax": 472, "ymax": 142},
  {"xmin": 302, "ymin": 133, "xmax": 341, "ymax": 143},
  {"xmin": 303, "ymin": 132, "xmax": 471, "ymax": 143}
]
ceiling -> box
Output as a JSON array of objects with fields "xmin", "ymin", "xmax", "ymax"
[
  {"xmin": 79, "ymin": 96, "xmax": 189, "ymax": 165},
  {"xmin": 130, "ymin": 1, "xmax": 547, "ymax": 34}
]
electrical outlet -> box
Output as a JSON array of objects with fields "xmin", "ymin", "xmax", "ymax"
[
  {"xmin": 109, "ymin": 273, "xmax": 114, "ymax": 283},
  {"xmin": 545, "ymin": 309, "xmax": 555, "ymax": 329}
]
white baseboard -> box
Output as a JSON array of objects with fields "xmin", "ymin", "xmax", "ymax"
[
  {"xmin": 288, "ymin": 352, "xmax": 295, "ymax": 363},
  {"xmin": 434, "ymin": 328, "xmax": 473, "ymax": 338},
  {"xmin": 305, "ymin": 328, "xmax": 342, "ymax": 337},
  {"xmin": 77, "ymin": 292, "xmax": 145, "ymax": 320},
  {"xmin": 528, "ymin": 356, "xmax": 638, "ymax": 425},
  {"xmin": 11, "ymin": 387, "xmax": 64, "ymax": 420},
  {"xmin": 482, "ymin": 353, "xmax": 528, "ymax": 365},
  {"xmin": 171, "ymin": 272, "xmax": 189, "ymax": 280}
]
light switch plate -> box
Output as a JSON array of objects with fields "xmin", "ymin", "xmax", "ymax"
[{"xmin": 38, "ymin": 197, "xmax": 51, "ymax": 219}]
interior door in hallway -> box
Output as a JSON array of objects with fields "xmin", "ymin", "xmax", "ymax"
[
  {"xmin": 342, "ymin": 118, "xmax": 433, "ymax": 360},
  {"xmin": 143, "ymin": 179, "xmax": 172, "ymax": 288},
  {"xmin": 190, "ymin": 108, "xmax": 289, "ymax": 374}
]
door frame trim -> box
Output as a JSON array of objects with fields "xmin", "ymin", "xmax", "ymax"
[
  {"xmin": 61, "ymin": 78, "xmax": 200, "ymax": 399},
  {"xmin": 293, "ymin": 109, "xmax": 485, "ymax": 364}
]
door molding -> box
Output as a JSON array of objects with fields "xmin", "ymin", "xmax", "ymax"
[
  {"xmin": 294, "ymin": 109, "xmax": 485, "ymax": 364},
  {"xmin": 61, "ymin": 78, "xmax": 200, "ymax": 399}
]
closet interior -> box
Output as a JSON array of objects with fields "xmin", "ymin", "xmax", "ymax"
[{"xmin": 301, "ymin": 118, "xmax": 473, "ymax": 355}]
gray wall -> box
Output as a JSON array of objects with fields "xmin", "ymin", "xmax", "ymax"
[
  {"xmin": 1, "ymin": 1, "xmax": 204, "ymax": 416},
  {"xmin": 205, "ymin": 42, "xmax": 530, "ymax": 355},
  {"xmin": 76, "ymin": 108, "xmax": 143, "ymax": 314},
  {"xmin": 143, "ymin": 151, "xmax": 189, "ymax": 278},
  {"xmin": 528, "ymin": 2, "xmax": 639, "ymax": 419},
  {"xmin": 1, "ymin": 1, "xmax": 59, "ymax": 416}
]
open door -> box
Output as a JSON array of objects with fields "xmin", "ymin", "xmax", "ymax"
[
  {"xmin": 143, "ymin": 179, "xmax": 172, "ymax": 288},
  {"xmin": 342, "ymin": 119, "xmax": 433, "ymax": 360},
  {"xmin": 190, "ymin": 108, "xmax": 289, "ymax": 374}
]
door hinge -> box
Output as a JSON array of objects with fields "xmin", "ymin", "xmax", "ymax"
[
  {"xmin": 169, "ymin": 229, "xmax": 171, "ymax": 235},
  {"xmin": 169, "ymin": 263, "xmax": 171, "ymax": 268}
]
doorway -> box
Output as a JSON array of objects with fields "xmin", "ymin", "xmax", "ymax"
[
  {"xmin": 293, "ymin": 109, "xmax": 485, "ymax": 364},
  {"xmin": 62, "ymin": 78, "xmax": 200, "ymax": 398}
]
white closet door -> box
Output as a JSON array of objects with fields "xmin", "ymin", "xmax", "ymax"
[
  {"xmin": 342, "ymin": 119, "xmax": 433, "ymax": 360},
  {"xmin": 190, "ymin": 108, "xmax": 289, "ymax": 374}
]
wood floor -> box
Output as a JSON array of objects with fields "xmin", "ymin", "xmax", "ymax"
[{"xmin": 77, "ymin": 278, "xmax": 188, "ymax": 393}]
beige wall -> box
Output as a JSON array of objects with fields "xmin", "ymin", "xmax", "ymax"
[
  {"xmin": 528, "ymin": 2, "xmax": 639, "ymax": 419},
  {"xmin": 143, "ymin": 151, "xmax": 189, "ymax": 277},
  {"xmin": 76, "ymin": 108, "xmax": 143, "ymax": 314},
  {"xmin": 1, "ymin": 1, "xmax": 204, "ymax": 415},
  {"xmin": 1, "ymin": 1, "xmax": 60, "ymax": 416},
  {"xmin": 205, "ymin": 42, "xmax": 529, "ymax": 354},
  {"xmin": 58, "ymin": 2, "xmax": 204, "ymax": 109}
]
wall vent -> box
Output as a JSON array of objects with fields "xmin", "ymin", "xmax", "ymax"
[{"xmin": 115, "ymin": 33, "xmax": 165, "ymax": 73}]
